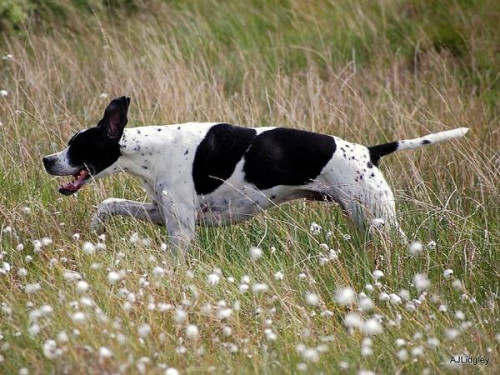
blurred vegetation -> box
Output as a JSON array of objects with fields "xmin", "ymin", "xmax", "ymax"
[{"xmin": 1, "ymin": 0, "xmax": 498, "ymax": 107}]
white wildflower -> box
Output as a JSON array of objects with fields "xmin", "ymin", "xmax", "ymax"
[
  {"xmin": 164, "ymin": 368, "xmax": 180, "ymax": 375},
  {"xmin": 395, "ymin": 338, "xmax": 406, "ymax": 347},
  {"xmin": 222, "ymin": 326, "xmax": 232, "ymax": 337},
  {"xmin": 397, "ymin": 349, "xmax": 408, "ymax": 361},
  {"xmin": 452, "ymin": 279, "xmax": 463, "ymax": 290},
  {"xmin": 379, "ymin": 292, "xmax": 390, "ymax": 301},
  {"xmin": 361, "ymin": 318, "xmax": 383, "ymax": 335},
  {"xmin": 99, "ymin": 346, "xmax": 112, "ymax": 359},
  {"xmin": 0, "ymin": 90, "xmax": 8, "ymax": 97},
  {"xmin": 305, "ymin": 292, "xmax": 320, "ymax": 306},
  {"xmin": 216, "ymin": 308, "xmax": 232, "ymax": 320},
  {"xmin": 41, "ymin": 237, "xmax": 52, "ymax": 246},
  {"xmin": 427, "ymin": 337, "xmax": 440, "ymax": 347},
  {"xmin": 25, "ymin": 283, "xmax": 41, "ymax": 294},
  {"xmin": 445, "ymin": 328, "xmax": 460, "ymax": 340},
  {"xmin": 174, "ymin": 308, "xmax": 187, "ymax": 323},
  {"xmin": 252, "ymin": 283, "xmax": 268, "ymax": 293},
  {"xmin": 63, "ymin": 270, "xmax": 81, "ymax": 282},
  {"xmin": 207, "ymin": 273, "xmax": 220, "ymax": 285},
  {"xmin": 76, "ymin": 280, "xmax": 89, "ymax": 293},
  {"xmin": 264, "ymin": 328, "xmax": 277, "ymax": 341},
  {"xmin": 17, "ymin": 268, "xmax": 28, "ymax": 277},
  {"xmin": 334, "ymin": 287, "xmax": 356, "ymax": 306},
  {"xmin": 274, "ymin": 271, "xmax": 284, "ymax": 281},
  {"xmin": 42, "ymin": 339, "xmax": 58, "ymax": 359},
  {"xmin": 238, "ymin": 283, "xmax": 249, "ymax": 293},
  {"xmin": 344, "ymin": 313, "xmax": 363, "ymax": 328},
  {"xmin": 329, "ymin": 249, "xmax": 339, "ymax": 260},
  {"xmin": 99, "ymin": 93, "xmax": 109, "ymax": 99},
  {"xmin": 28, "ymin": 324, "xmax": 40, "ymax": 336},
  {"xmin": 138, "ymin": 323, "xmax": 151, "ymax": 338},
  {"xmin": 153, "ymin": 266, "xmax": 165, "ymax": 277},
  {"xmin": 413, "ymin": 273, "xmax": 431, "ymax": 291},
  {"xmin": 310, "ymin": 222, "xmax": 322, "ymax": 235},
  {"xmin": 411, "ymin": 346, "xmax": 424, "ymax": 357},
  {"xmin": 71, "ymin": 312, "xmax": 86, "ymax": 324},
  {"xmin": 95, "ymin": 242, "xmax": 106, "ymax": 251},
  {"xmin": 57, "ymin": 331, "xmax": 69, "ymax": 343},
  {"xmin": 339, "ymin": 361, "xmax": 349, "ymax": 369},
  {"xmin": 427, "ymin": 240, "xmax": 436, "ymax": 249},
  {"xmin": 399, "ymin": 289, "xmax": 410, "ymax": 301},
  {"xmin": 409, "ymin": 241, "xmax": 424, "ymax": 255},
  {"xmin": 359, "ymin": 297, "xmax": 374, "ymax": 311},
  {"xmin": 389, "ymin": 293, "xmax": 402, "ymax": 304},
  {"xmin": 357, "ymin": 370, "xmax": 375, "ymax": 375},
  {"xmin": 443, "ymin": 269, "xmax": 454, "ymax": 279},
  {"xmin": 185, "ymin": 324, "xmax": 199, "ymax": 340},
  {"xmin": 372, "ymin": 270, "xmax": 384, "ymax": 280},
  {"xmin": 129, "ymin": 232, "xmax": 139, "ymax": 244},
  {"xmin": 82, "ymin": 242, "xmax": 95, "ymax": 255},
  {"xmin": 107, "ymin": 271, "xmax": 122, "ymax": 284},
  {"xmin": 249, "ymin": 246, "xmax": 263, "ymax": 260},
  {"xmin": 32, "ymin": 240, "xmax": 42, "ymax": 253},
  {"xmin": 371, "ymin": 218, "xmax": 385, "ymax": 227}
]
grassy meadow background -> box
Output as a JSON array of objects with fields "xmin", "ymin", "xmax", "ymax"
[{"xmin": 0, "ymin": 0, "xmax": 499, "ymax": 373}]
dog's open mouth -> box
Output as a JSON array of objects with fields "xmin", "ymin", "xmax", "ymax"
[{"xmin": 58, "ymin": 168, "xmax": 91, "ymax": 195}]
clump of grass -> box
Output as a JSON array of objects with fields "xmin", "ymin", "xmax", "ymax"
[{"xmin": 0, "ymin": 1, "xmax": 499, "ymax": 374}]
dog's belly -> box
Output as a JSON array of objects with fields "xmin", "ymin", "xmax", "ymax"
[
  {"xmin": 195, "ymin": 183, "xmax": 325, "ymax": 227},
  {"xmin": 195, "ymin": 187, "xmax": 270, "ymax": 226}
]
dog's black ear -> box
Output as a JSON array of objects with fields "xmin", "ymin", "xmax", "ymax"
[{"xmin": 99, "ymin": 96, "xmax": 131, "ymax": 141}]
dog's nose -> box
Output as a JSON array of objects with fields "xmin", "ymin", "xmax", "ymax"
[{"xmin": 42, "ymin": 156, "xmax": 53, "ymax": 171}]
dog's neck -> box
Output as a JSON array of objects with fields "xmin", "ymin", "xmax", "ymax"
[{"xmin": 115, "ymin": 128, "xmax": 160, "ymax": 181}]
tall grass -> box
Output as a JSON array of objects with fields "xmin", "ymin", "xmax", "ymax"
[{"xmin": 0, "ymin": 1, "xmax": 498, "ymax": 374}]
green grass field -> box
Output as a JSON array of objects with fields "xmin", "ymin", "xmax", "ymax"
[{"xmin": 0, "ymin": 1, "xmax": 498, "ymax": 374}]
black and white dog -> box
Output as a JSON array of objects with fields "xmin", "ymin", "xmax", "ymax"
[{"xmin": 43, "ymin": 97, "xmax": 468, "ymax": 251}]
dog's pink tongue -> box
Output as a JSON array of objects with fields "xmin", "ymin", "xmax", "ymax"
[{"xmin": 58, "ymin": 169, "xmax": 89, "ymax": 195}]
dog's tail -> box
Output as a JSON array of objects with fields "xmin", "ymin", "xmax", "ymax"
[{"xmin": 368, "ymin": 127, "xmax": 469, "ymax": 166}]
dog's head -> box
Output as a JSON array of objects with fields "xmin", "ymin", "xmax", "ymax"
[{"xmin": 43, "ymin": 96, "xmax": 130, "ymax": 195}]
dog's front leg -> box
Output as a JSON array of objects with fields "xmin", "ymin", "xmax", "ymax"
[
  {"xmin": 91, "ymin": 198, "xmax": 163, "ymax": 233},
  {"xmin": 159, "ymin": 190, "xmax": 196, "ymax": 254}
]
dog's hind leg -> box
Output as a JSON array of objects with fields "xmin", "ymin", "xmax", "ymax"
[
  {"xmin": 332, "ymin": 175, "xmax": 406, "ymax": 241},
  {"xmin": 91, "ymin": 198, "xmax": 163, "ymax": 233}
]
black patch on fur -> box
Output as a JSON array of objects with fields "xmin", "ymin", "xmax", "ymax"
[
  {"xmin": 66, "ymin": 127, "xmax": 121, "ymax": 175},
  {"xmin": 421, "ymin": 139, "xmax": 431, "ymax": 145},
  {"xmin": 63, "ymin": 96, "xmax": 130, "ymax": 174},
  {"xmin": 368, "ymin": 141, "xmax": 398, "ymax": 166},
  {"xmin": 243, "ymin": 128, "xmax": 336, "ymax": 190},
  {"xmin": 192, "ymin": 123, "xmax": 257, "ymax": 195}
]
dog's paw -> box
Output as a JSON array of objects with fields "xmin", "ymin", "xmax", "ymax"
[{"xmin": 90, "ymin": 214, "xmax": 107, "ymax": 234}]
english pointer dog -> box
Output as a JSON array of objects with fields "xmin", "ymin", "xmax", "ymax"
[{"xmin": 43, "ymin": 97, "xmax": 468, "ymax": 251}]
